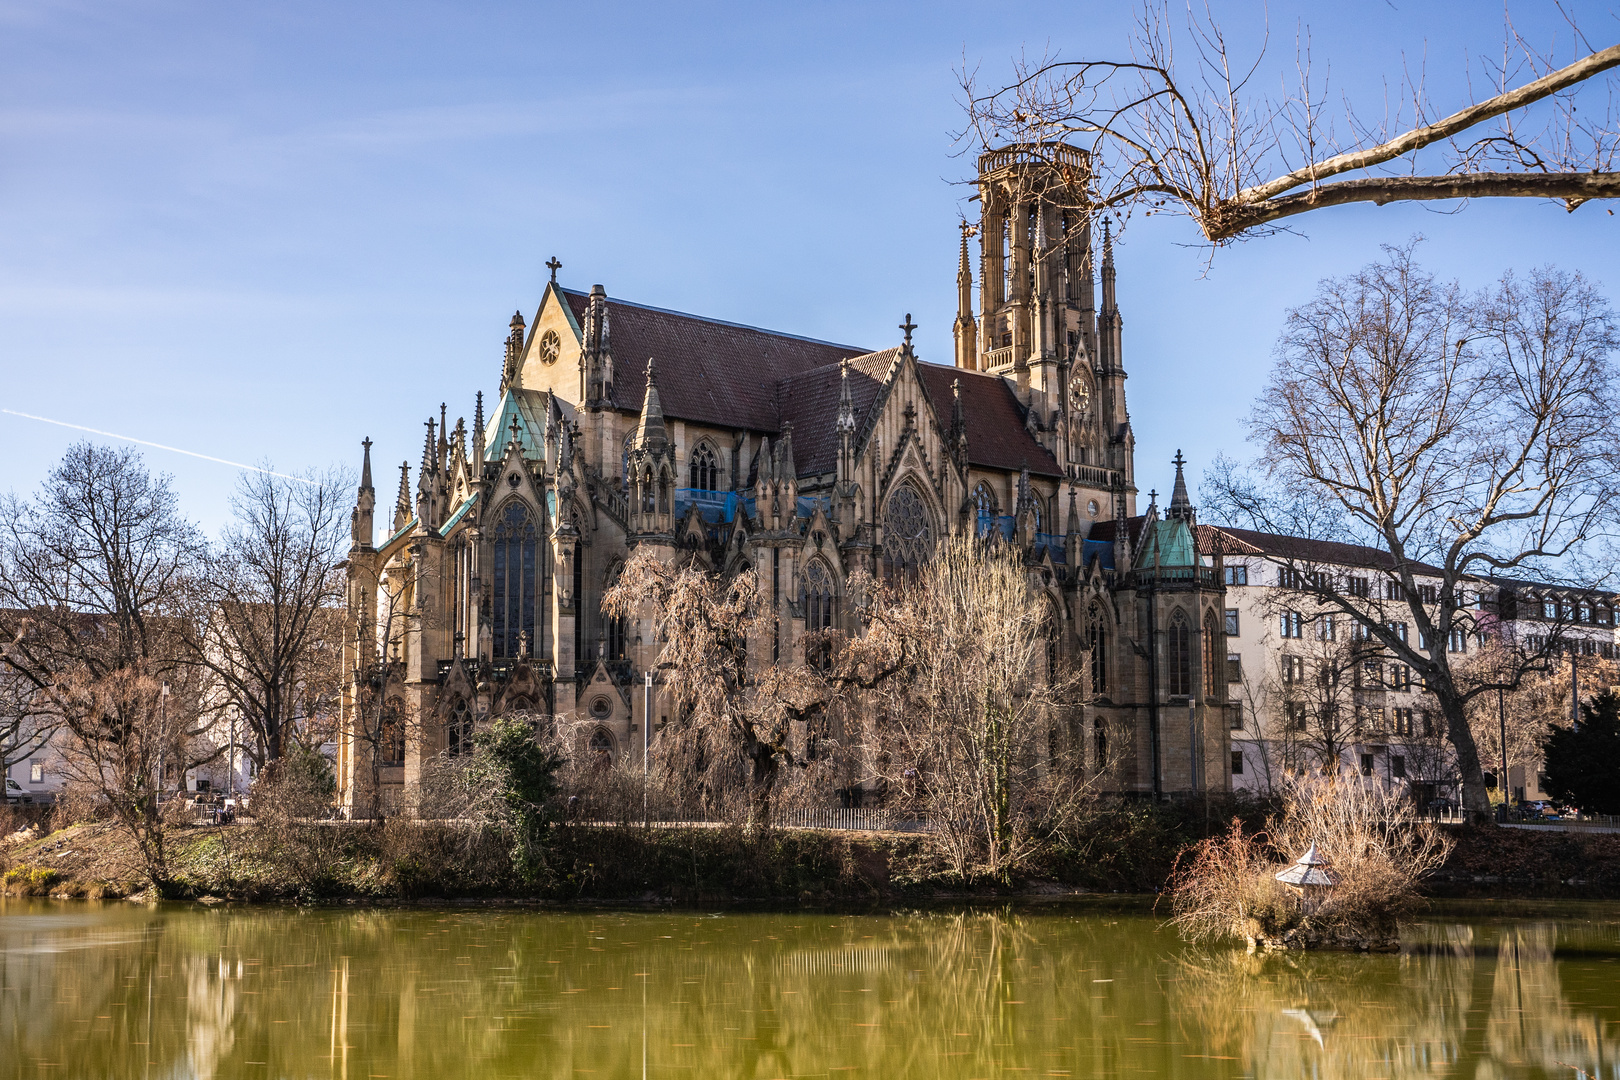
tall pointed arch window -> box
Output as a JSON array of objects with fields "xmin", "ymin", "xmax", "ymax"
[
  {"xmin": 1088, "ymin": 604, "xmax": 1108, "ymax": 696},
  {"xmin": 882, "ymin": 483, "xmax": 934, "ymax": 582},
  {"xmin": 492, "ymin": 501, "xmax": 538, "ymax": 658},
  {"xmin": 689, "ymin": 442, "xmax": 719, "ymax": 492},
  {"xmin": 1203, "ymin": 608, "xmax": 1221, "ymax": 699},
  {"xmin": 973, "ymin": 483, "xmax": 996, "ymax": 537},
  {"xmin": 1043, "ymin": 599, "xmax": 1061, "ymax": 682},
  {"xmin": 604, "ymin": 562, "xmax": 627, "ymax": 661},
  {"xmin": 446, "ymin": 697, "xmax": 473, "ymax": 757},
  {"xmin": 1167, "ymin": 610, "xmax": 1192, "ymax": 697},
  {"xmin": 802, "ymin": 559, "xmax": 837, "ymax": 632}
]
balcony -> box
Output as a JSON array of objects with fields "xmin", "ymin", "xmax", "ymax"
[
  {"xmin": 435, "ymin": 657, "xmax": 554, "ymax": 684},
  {"xmin": 1128, "ymin": 566, "xmax": 1218, "ymax": 588}
]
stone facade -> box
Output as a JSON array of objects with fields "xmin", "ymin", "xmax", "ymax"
[{"xmin": 336, "ymin": 147, "xmax": 1235, "ymax": 814}]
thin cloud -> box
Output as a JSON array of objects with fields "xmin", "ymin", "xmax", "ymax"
[{"xmin": 1, "ymin": 409, "xmax": 316, "ymax": 485}]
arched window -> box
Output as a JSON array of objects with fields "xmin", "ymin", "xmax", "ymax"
[
  {"xmin": 1167, "ymin": 610, "xmax": 1192, "ymax": 697},
  {"xmin": 640, "ymin": 467, "xmax": 656, "ymax": 514},
  {"xmin": 1088, "ymin": 604, "xmax": 1108, "ymax": 696},
  {"xmin": 882, "ymin": 483, "xmax": 933, "ymax": 581},
  {"xmin": 588, "ymin": 727, "xmax": 613, "ymax": 763},
  {"xmin": 379, "ymin": 700, "xmax": 405, "ymax": 766},
  {"xmin": 605, "ymin": 563, "xmax": 627, "ymax": 661},
  {"xmin": 446, "ymin": 697, "xmax": 473, "ymax": 757},
  {"xmin": 1043, "ymin": 600, "xmax": 1061, "ymax": 682},
  {"xmin": 689, "ymin": 442, "xmax": 719, "ymax": 491},
  {"xmin": 451, "ymin": 533, "xmax": 469, "ymax": 650},
  {"xmin": 802, "ymin": 559, "xmax": 837, "ymax": 632},
  {"xmin": 1094, "ymin": 717, "xmax": 1107, "ymax": 769},
  {"xmin": 973, "ymin": 483, "xmax": 996, "ymax": 537},
  {"xmin": 492, "ymin": 502, "xmax": 538, "ymax": 659},
  {"xmin": 1203, "ymin": 608, "xmax": 1221, "ymax": 699},
  {"xmin": 1030, "ymin": 497, "xmax": 1043, "ymax": 533},
  {"xmin": 621, "ymin": 432, "xmax": 634, "ymax": 492}
]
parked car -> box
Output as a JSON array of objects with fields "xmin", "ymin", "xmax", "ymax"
[{"xmin": 4, "ymin": 778, "xmax": 53, "ymax": 805}]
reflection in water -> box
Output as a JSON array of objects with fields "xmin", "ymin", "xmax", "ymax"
[{"xmin": 1, "ymin": 898, "xmax": 1618, "ymax": 1079}]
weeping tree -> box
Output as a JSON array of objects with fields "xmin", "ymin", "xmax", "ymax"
[
  {"xmin": 1211, "ymin": 245, "xmax": 1620, "ymax": 821},
  {"xmin": 961, "ymin": 5, "xmax": 1618, "ymax": 244},
  {"xmin": 602, "ymin": 550, "xmax": 908, "ymax": 829}
]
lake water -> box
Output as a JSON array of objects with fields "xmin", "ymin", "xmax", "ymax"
[{"xmin": 2, "ymin": 897, "xmax": 1618, "ymax": 1079}]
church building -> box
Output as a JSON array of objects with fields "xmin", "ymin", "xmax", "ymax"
[{"xmin": 337, "ymin": 146, "xmax": 1233, "ymax": 813}]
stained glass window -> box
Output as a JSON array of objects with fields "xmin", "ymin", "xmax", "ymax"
[
  {"xmin": 803, "ymin": 559, "xmax": 836, "ymax": 632},
  {"xmin": 882, "ymin": 484, "xmax": 933, "ymax": 580},
  {"xmin": 689, "ymin": 443, "xmax": 719, "ymax": 491},
  {"xmin": 493, "ymin": 502, "xmax": 538, "ymax": 658}
]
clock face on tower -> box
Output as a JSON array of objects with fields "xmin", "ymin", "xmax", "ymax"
[
  {"xmin": 1069, "ymin": 374, "xmax": 1091, "ymax": 414},
  {"xmin": 539, "ymin": 329, "xmax": 561, "ymax": 365}
]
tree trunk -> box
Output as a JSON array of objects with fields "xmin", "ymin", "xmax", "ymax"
[{"xmin": 1441, "ymin": 694, "xmax": 1492, "ymax": 824}]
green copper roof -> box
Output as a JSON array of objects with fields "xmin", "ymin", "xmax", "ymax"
[
  {"xmin": 438, "ymin": 490, "xmax": 479, "ymax": 536},
  {"xmin": 1137, "ymin": 517, "xmax": 1196, "ymax": 568},
  {"xmin": 484, "ymin": 389, "xmax": 547, "ymax": 461}
]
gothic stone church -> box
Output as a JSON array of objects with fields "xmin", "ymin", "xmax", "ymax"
[{"xmin": 337, "ymin": 147, "xmax": 1234, "ymax": 813}]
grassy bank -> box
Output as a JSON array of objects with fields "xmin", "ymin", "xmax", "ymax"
[
  {"xmin": 1, "ymin": 800, "xmax": 1210, "ymax": 904},
  {"xmin": 11, "ymin": 801, "xmax": 1611, "ymax": 905}
]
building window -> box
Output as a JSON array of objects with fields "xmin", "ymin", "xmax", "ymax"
[
  {"xmin": 1390, "ymin": 665, "xmax": 1412, "ymax": 691},
  {"xmin": 972, "ymin": 483, "xmax": 996, "ymax": 537},
  {"xmin": 447, "ymin": 698, "xmax": 473, "ymax": 757},
  {"xmin": 1224, "ymin": 608, "xmax": 1240, "ymax": 636},
  {"xmin": 1419, "ymin": 584, "xmax": 1438, "ymax": 604},
  {"xmin": 881, "ymin": 483, "xmax": 933, "ymax": 581},
  {"xmin": 1393, "ymin": 707, "xmax": 1414, "ymax": 736},
  {"xmin": 1599, "ymin": 607, "xmax": 1613, "ymax": 626},
  {"xmin": 379, "ymin": 701, "xmax": 406, "ymax": 766},
  {"xmin": 29, "ymin": 760, "xmax": 44, "ymax": 784},
  {"xmin": 1226, "ymin": 653, "xmax": 1243, "ymax": 684},
  {"xmin": 1281, "ymin": 654, "xmax": 1305, "ymax": 684},
  {"xmin": 802, "ymin": 558, "xmax": 837, "ymax": 632},
  {"xmin": 1360, "ymin": 753, "xmax": 1374, "ymax": 776},
  {"xmin": 1348, "ymin": 576, "xmax": 1370, "ymax": 598},
  {"xmin": 1231, "ymin": 750, "xmax": 1245, "ymax": 776},
  {"xmin": 1088, "ymin": 605, "xmax": 1108, "ymax": 696},
  {"xmin": 1386, "ymin": 581, "xmax": 1407, "ymax": 601},
  {"xmin": 1203, "ymin": 608, "xmax": 1221, "ymax": 697},
  {"xmin": 1280, "ymin": 611, "xmax": 1303, "ymax": 639},
  {"xmin": 688, "ymin": 442, "xmax": 719, "ymax": 491},
  {"xmin": 1391, "ymin": 755, "xmax": 1407, "ymax": 779},
  {"xmin": 492, "ymin": 501, "xmax": 539, "ymax": 658},
  {"xmin": 1229, "ymin": 704, "xmax": 1244, "ymax": 730},
  {"xmin": 1167, "ymin": 611, "xmax": 1192, "ymax": 697},
  {"xmin": 1448, "ymin": 627, "xmax": 1468, "ymax": 653},
  {"xmin": 1543, "ymin": 598, "xmax": 1559, "ymax": 620},
  {"xmin": 1315, "ymin": 615, "xmax": 1336, "ymax": 642},
  {"xmin": 1224, "ymin": 565, "xmax": 1248, "ymax": 586},
  {"xmin": 1286, "ymin": 703, "xmax": 1307, "ymax": 731},
  {"xmin": 1386, "ymin": 621, "xmax": 1409, "ymax": 645}
]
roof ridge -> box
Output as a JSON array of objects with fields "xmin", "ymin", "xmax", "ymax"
[{"xmin": 560, "ymin": 287, "xmax": 868, "ymax": 353}]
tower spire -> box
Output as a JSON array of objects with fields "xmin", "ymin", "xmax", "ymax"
[
  {"xmin": 351, "ymin": 437, "xmax": 375, "ymax": 549},
  {"xmin": 472, "ymin": 390, "xmax": 486, "ymax": 465},
  {"xmin": 953, "ymin": 221, "xmax": 979, "ymax": 370},
  {"xmin": 1100, "ymin": 219, "xmax": 1116, "ymax": 315},
  {"xmin": 1167, "ymin": 449, "xmax": 1194, "ymax": 523},
  {"xmin": 395, "ymin": 461, "xmax": 411, "ymax": 531},
  {"xmin": 633, "ymin": 358, "xmax": 667, "ymax": 451}
]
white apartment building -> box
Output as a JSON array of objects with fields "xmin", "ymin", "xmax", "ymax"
[{"xmin": 1207, "ymin": 527, "xmax": 1615, "ymax": 806}]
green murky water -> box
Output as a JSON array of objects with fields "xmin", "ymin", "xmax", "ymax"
[{"xmin": 3, "ymin": 897, "xmax": 1619, "ymax": 1079}]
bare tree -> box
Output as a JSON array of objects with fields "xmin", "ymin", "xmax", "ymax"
[
  {"xmin": 344, "ymin": 557, "xmax": 418, "ymax": 820},
  {"xmin": 961, "ymin": 5, "xmax": 1618, "ymax": 244},
  {"xmin": 1223, "ymin": 246, "xmax": 1620, "ymax": 819},
  {"xmin": 1265, "ymin": 619, "xmax": 1369, "ymax": 776},
  {"xmin": 861, "ymin": 537, "xmax": 1095, "ymax": 881},
  {"xmin": 0, "ymin": 444, "xmax": 210, "ymax": 886},
  {"xmin": 183, "ymin": 467, "xmax": 349, "ymax": 775}
]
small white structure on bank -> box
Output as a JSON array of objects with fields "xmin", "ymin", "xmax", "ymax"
[{"xmin": 1275, "ymin": 842, "xmax": 1337, "ymax": 914}]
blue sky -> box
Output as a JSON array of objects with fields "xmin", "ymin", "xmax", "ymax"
[{"xmin": 2, "ymin": 1, "xmax": 1617, "ymax": 534}]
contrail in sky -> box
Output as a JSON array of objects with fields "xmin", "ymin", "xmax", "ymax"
[{"xmin": 2, "ymin": 408, "xmax": 317, "ymax": 485}]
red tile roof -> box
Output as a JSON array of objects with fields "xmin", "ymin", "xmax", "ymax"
[
  {"xmin": 563, "ymin": 289, "xmax": 869, "ymax": 432},
  {"xmin": 560, "ymin": 288, "xmax": 1063, "ymax": 481},
  {"xmin": 913, "ymin": 362, "xmax": 1063, "ymax": 478}
]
